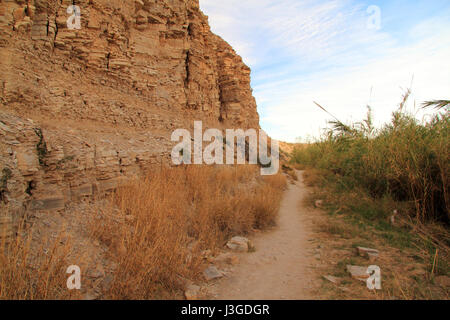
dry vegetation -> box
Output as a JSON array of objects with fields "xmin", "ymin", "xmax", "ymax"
[
  {"xmin": 0, "ymin": 165, "xmax": 286, "ymax": 300},
  {"xmin": 0, "ymin": 223, "xmax": 80, "ymax": 299}
]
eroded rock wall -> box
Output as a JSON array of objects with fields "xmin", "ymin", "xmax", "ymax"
[{"xmin": 0, "ymin": 0, "xmax": 260, "ymax": 225}]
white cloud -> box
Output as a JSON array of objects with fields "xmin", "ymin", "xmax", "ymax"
[
  {"xmin": 200, "ymin": 0, "xmax": 450, "ymax": 142},
  {"xmin": 261, "ymin": 42, "xmax": 450, "ymax": 142}
]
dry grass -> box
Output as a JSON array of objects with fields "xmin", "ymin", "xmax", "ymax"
[
  {"xmin": 281, "ymin": 164, "xmax": 298, "ymax": 181},
  {"xmin": 0, "ymin": 221, "xmax": 79, "ymax": 299},
  {"xmin": 0, "ymin": 165, "xmax": 286, "ymax": 300},
  {"xmin": 302, "ymin": 168, "xmax": 330, "ymax": 187},
  {"xmin": 91, "ymin": 165, "xmax": 286, "ymax": 299}
]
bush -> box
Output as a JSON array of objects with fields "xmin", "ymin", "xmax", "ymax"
[{"xmin": 292, "ymin": 96, "xmax": 449, "ymax": 223}]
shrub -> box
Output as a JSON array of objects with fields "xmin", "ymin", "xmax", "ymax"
[{"xmin": 292, "ymin": 94, "xmax": 449, "ymax": 223}]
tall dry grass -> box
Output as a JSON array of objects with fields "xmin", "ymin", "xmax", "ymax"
[
  {"xmin": 0, "ymin": 222, "xmax": 77, "ymax": 299},
  {"xmin": 292, "ymin": 94, "xmax": 449, "ymax": 223},
  {"xmin": 91, "ymin": 165, "xmax": 286, "ymax": 299}
]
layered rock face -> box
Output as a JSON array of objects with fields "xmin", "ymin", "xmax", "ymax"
[{"xmin": 0, "ymin": 0, "xmax": 260, "ymax": 225}]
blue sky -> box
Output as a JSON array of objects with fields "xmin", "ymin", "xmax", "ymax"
[{"xmin": 200, "ymin": 0, "xmax": 450, "ymax": 142}]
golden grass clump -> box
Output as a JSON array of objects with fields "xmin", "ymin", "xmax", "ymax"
[
  {"xmin": 0, "ymin": 223, "xmax": 77, "ymax": 300},
  {"xmin": 90, "ymin": 165, "xmax": 286, "ymax": 299}
]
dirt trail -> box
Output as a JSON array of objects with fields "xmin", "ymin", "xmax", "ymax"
[{"xmin": 209, "ymin": 171, "xmax": 319, "ymax": 299}]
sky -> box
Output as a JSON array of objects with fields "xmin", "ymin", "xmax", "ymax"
[{"xmin": 200, "ymin": 0, "xmax": 450, "ymax": 142}]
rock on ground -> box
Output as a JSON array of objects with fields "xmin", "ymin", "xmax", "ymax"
[
  {"xmin": 346, "ymin": 265, "xmax": 370, "ymax": 281},
  {"xmin": 226, "ymin": 236, "xmax": 250, "ymax": 252},
  {"xmin": 185, "ymin": 284, "xmax": 201, "ymax": 300},
  {"xmin": 203, "ymin": 266, "xmax": 223, "ymax": 281},
  {"xmin": 356, "ymin": 247, "xmax": 379, "ymax": 262}
]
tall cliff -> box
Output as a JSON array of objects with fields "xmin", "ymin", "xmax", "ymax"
[{"xmin": 0, "ymin": 0, "xmax": 260, "ymax": 223}]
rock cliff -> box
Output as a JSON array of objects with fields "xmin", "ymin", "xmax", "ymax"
[{"xmin": 0, "ymin": 0, "xmax": 260, "ymax": 226}]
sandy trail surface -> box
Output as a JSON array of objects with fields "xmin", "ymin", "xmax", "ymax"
[{"xmin": 210, "ymin": 172, "xmax": 319, "ymax": 299}]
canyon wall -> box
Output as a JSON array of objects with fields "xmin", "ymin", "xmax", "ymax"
[{"xmin": 0, "ymin": 0, "xmax": 260, "ymax": 226}]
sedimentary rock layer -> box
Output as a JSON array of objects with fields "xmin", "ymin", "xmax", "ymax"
[{"xmin": 0, "ymin": 0, "xmax": 260, "ymax": 223}]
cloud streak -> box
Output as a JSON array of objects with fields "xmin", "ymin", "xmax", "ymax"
[{"xmin": 201, "ymin": 0, "xmax": 450, "ymax": 142}]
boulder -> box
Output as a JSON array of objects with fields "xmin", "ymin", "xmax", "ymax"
[
  {"xmin": 346, "ymin": 265, "xmax": 370, "ymax": 282},
  {"xmin": 184, "ymin": 284, "xmax": 201, "ymax": 300},
  {"xmin": 203, "ymin": 266, "xmax": 223, "ymax": 281},
  {"xmin": 226, "ymin": 236, "xmax": 249, "ymax": 252},
  {"xmin": 212, "ymin": 252, "xmax": 239, "ymax": 266},
  {"xmin": 356, "ymin": 247, "xmax": 379, "ymax": 262},
  {"xmin": 323, "ymin": 275, "xmax": 341, "ymax": 284}
]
